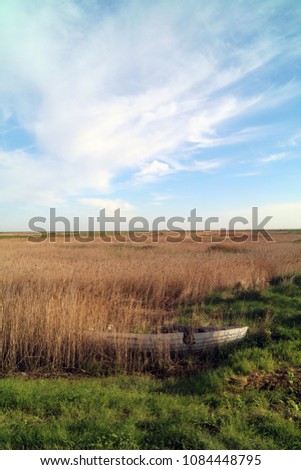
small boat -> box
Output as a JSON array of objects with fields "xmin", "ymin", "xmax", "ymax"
[{"xmin": 86, "ymin": 326, "xmax": 248, "ymax": 354}]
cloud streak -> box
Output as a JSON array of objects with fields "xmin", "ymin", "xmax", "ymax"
[{"xmin": 259, "ymin": 153, "xmax": 289, "ymax": 164}]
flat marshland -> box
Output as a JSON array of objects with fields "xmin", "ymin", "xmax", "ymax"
[{"xmin": 0, "ymin": 232, "xmax": 301, "ymax": 449}]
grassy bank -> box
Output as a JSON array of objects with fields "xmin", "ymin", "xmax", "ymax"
[{"xmin": 0, "ymin": 275, "xmax": 300, "ymax": 450}]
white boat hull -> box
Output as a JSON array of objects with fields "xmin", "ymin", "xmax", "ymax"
[{"xmin": 86, "ymin": 326, "xmax": 248, "ymax": 354}]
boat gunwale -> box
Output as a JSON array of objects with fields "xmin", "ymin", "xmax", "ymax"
[{"xmin": 85, "ymin": 326, "xmax": 248, "ymax": 342}]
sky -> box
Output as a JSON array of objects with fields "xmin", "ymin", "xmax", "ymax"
[{"xmin": 0, "ymin": 0, "xmax": 301, "ymax": 231}]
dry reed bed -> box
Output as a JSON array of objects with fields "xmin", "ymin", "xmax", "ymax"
[{"xmin": 0, "ymin": 235, "xmax": 301, "ymax": 371}]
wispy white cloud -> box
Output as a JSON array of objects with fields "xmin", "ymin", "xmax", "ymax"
[
  {"xmin": 134, "ymin": 158, "xmax": 222, "ymax": 183},
  {"xmin": 191, "ymin": 160, "xmax": 223, "ymax": 172},
  {"xmin": 0, "ymin": 147, "xmax": 112, "ymax": 205},
  {"xmin": 287, "ymin": 133, "xmax": 301, "ymax": 147},
  {"xmin": 78, "ymin": 198, "xmax": 134, "ymax": 213},
  {"xmin": 187, "ymin": 96, "xmax": 263, "ymax": 147},
  {"xmin": 259, "ymin": 152, "xmax": 289, "ymax": 164},
  {"xmin": 135, "ymin": 160, "xmax": 173, "ymax": 182}
]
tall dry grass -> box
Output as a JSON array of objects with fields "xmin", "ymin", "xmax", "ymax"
[{"xmin": 0, "ymin": 233, "xmax": 301, "ymax": 371}]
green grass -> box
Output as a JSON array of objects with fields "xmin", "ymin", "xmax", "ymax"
[
  {"xmin": 0, "ymin": 369, "xmax": 300, "ymax": 450},
  {"xmin": 0, "ymin": 275, "xmax": 301, "ymax": 450}
]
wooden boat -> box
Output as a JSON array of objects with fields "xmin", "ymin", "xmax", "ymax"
[{"xmin": 86, "ymin": 326, "xmax": 248, "ymax": 354}]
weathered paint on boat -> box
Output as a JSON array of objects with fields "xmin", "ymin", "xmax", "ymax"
[{"xmin": 86, "ymin": 326, "xmax": 248, "ymax": 354}]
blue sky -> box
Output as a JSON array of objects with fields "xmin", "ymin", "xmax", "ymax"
[{"xmin": 0, "ymin": 0, "xmax": 301, "ymax": 230}]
